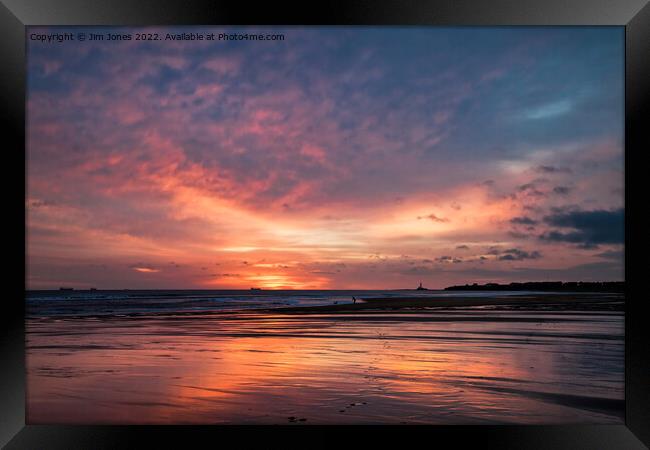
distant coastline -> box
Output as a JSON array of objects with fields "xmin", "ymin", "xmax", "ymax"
[
  {"xmin": 29, "ymin": 281, "xmax": 626, "ymax": 293},
  {"xmin": 443, "ymin": 281, "xmax": 624, "ymax": 293}
]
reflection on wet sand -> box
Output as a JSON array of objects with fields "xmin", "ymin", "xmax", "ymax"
[{"xmin": 27, "ymin": 307, "xmax": 624, "ymax": 424}]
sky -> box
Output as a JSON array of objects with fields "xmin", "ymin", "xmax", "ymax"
[{"xmin": 26, "ymin": 26, "xmax": 624, "ymax": 290}]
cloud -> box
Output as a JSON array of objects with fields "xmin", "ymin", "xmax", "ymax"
[
  {"xmin": 130, "ymin": 265, "xmax": 160, "ymax": 273},
  {"xmin": 515, "ymin": 183, "xmax": 544, "ymax": 197},
  {"xmin": 508, "ymin": 231, "xmax": 530, "ymax": 239},
  {"xmin": 540, "ymin": 208, "xmax": 624, "ymax": 247},
  {"xmin": 510, "ymin": 216, "xmax": 538, "ymax": 225},
  {"xmin": 497, "ymin": 248, "xmax": 542, "ymax": 261},
  {"xmin": 534, "ymin": 165, "xmax": 573, "ymax": 174},
  {"xmin": 417, "ymin": 213, "xmax": 449, "ymax": 223},
  {"xmin": 436, "ymin": 256, "xmax": 463, "ymax": 264},
  {"xmin": 553, "ymin": 186, "xmax": 572, "ymax": 195},
  {"xmin": 525, "ymin": 100, "xmax": 572, "ymax": 120},
  {"xmin": 456, "ymin": 245, "xmax": 470, "ymax": 250},
  {"xmin": 595, "ymin": 249, "xmax": 624, "ymax": 260},
  {"xmin": 27, "ymin": 199, "xmax": 56, "ymax": 209}
]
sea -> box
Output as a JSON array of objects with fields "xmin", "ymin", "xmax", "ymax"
[{"xmin": 26, "ymin": 289, "xmax": 569, "ymax": 317}]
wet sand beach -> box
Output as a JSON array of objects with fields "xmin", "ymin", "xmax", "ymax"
[{"xmin": 26, "ymin": 293, "xmax": 624, "ymax": 424}]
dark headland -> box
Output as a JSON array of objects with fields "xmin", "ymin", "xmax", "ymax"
[
  {"xmin": 444, "ymin": 281, "xmax": 624, "ymax": 293},
  {"xmin": 267, "ymin": 281, "xmax": 624, "ymax": 314}
]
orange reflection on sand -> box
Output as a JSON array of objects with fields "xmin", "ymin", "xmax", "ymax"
[{"xmin": 27, "ymin": 311, "xmax": 624, "ymax": 424}]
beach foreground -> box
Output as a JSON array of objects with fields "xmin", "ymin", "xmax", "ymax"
[{"xmin": 26, "ymin": 292, "xmax": 624, "ymax": 424}]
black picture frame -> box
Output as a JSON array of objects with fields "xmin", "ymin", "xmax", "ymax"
[{"xmin": 2, "ymin": 1, "xmax": 648, "ymax": 448}]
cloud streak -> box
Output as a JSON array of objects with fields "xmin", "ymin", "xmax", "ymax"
[{"xmin": 540, "ymin": 208, "xmax": 624, "ymax": 248}]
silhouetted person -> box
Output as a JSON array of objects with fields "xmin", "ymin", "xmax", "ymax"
[{"xmin": 353, "ymin": 296, "xmax": 357, "ymax": 304}]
